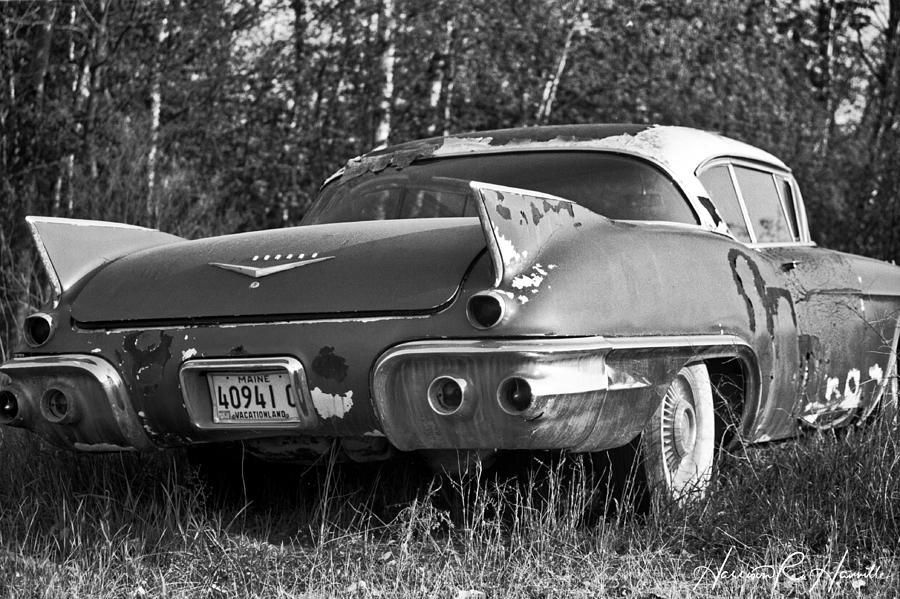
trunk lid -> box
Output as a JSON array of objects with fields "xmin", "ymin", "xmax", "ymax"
[{"xmin": 71, "ymin": 218, "xmax": 485, "ymax": 325}]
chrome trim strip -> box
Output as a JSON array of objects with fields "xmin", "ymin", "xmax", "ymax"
[
  {"xmin": 75, "ymin": 314, "xmax": 431, "ymax": 334},
  {"xmin": 179, "ymin": 356, "xmax": 317, "ymax": 430},
  {"xmin": 793, "ymin": 178, "xmax": 812, "ymax": 243},
  {"xmin": 375, "ymin": 334, "xmax": 753, "ymax": 361},
  {"xmin": 26, "ymin": 218, "xmax": 63, "ymax": 303},
  {"xmin": 771, "ymin": 172, "xmax": 799, "ymax": 241},
  {"xmin": 0, "ymin": 355, "xmax": 152, "ymax": 449},
  {"xmin": 750, "ymin": 241, "xmax": 817, "ymax": 249}
]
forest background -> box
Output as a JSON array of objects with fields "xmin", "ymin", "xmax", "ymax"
[{"xmin": 1, "ymin": 0, "xmax": 899, "ymax": 356}]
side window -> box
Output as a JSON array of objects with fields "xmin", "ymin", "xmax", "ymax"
[
  {"xmin": 733, "ymin": 166, "xmax": 794, "ymax": 243},
  {"xmin": 698, "ymin": 165, "xmax": 752, "ymax": 242},
  {"xmin": 775, "ymin": 175, "xmax": 799, "ymax": 240}
]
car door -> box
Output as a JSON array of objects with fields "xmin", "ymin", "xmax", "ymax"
[{"xmin": 698, "ymin": 160, "xmax": 891, "ymax": 430}]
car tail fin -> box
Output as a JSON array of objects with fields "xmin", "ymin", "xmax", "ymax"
[
  {"xmin": 26, "ymin": 216, "xmax": 183, "ymax": 298},
  {"xmin": 468, "ymin": 181, "xmax": 604, "ymax": 288}
]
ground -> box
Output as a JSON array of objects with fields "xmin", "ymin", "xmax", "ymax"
[{"xmin": 0, "ymin": 422, "xmax": 898, "ymax": 598}]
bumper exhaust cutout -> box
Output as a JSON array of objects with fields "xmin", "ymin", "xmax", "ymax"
[
  {"xmin": 497, "ymin": 376, "xmax": 534, "ymax": 415},
  {"xmin": 40, "ymin": 387, "xmax": 80, "ymax": 424},
  {"xmin": 427, "ymin": 376, "xmax": 469, "ymax": 416},
  {"xmin": 0, "ymin": 390, "xmax": 21, "ymax": 425}
]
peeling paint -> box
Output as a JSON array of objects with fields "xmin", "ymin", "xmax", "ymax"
[
  {"xmin": 802, "ymin": 367, "xmax": 867, "ymax": 425},
  {"xmin": 511, "ymin": 272, "xmax": 544, "ymax": 290},
  {"xmin": 181, "ymin": 348, "xmax": 198, "ymax": 361},
  {"xmin": 494, "ymin": 229, "xmax": 528, "ymax": 270},
  {"xmin": 839, "ymin": 369, "xmax": 861, "ymax": 409},
  {"xmin": 312, "ymin": 346, "xmax": 348, "ymax": 383},
  {"xmin": 433, "ymin": 136, "xmax": 495, "ymax": 155},
  {"xmin": 122, "ymin": 330, "xmax": 172, "ymax": 387},
  {"xmin": 310, "ymin": 387, "xmax": 353, "ymax": 419},
  {"xmin": 517, "ymin": 295, "xmax": 530, "ymax": 304},
  {"xmin": 869, "ymin": 363, "xmax": 884, "ymax": 382},
  {"xmin": 363, "ymin": 429, "xmax": 386, "ymax": 438},
  {"xmin": 91, "ymin": 348, "xmax": 102, "ymax": 354}
]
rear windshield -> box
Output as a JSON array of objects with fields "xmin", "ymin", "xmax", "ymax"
[{"xmin": 304, "ymin": 152, "xmax": 696, "ymax": 225}]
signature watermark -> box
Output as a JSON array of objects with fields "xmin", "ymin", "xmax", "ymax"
[{"xmin": 693, "ymin": 548, "xmax": 891, "ymax": 592}]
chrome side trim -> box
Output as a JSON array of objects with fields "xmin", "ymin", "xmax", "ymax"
[
  {"xmin": 375, "ymin": 333, "xmax": 754, "ymax": 363},
  {"xmin": 179, "ymin": 356, "xmax": 317, "ymax": 430},
  {"xmin": 0, "ymin": 355, "xmax": 151, "ymax": 450}
]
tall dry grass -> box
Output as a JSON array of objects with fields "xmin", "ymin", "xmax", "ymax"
[{"xmin": 1, "ymin": 414, "xmax": 899, "ymax": 598}]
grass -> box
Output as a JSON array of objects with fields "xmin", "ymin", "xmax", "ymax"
[{"xmin": 1, "ymin": 416, "xmax": 899, "ymax": 598}]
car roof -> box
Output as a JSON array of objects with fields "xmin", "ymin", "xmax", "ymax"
[{"xmin": 364, "ymin": 124, "xmax": 789, "ymax": 176}]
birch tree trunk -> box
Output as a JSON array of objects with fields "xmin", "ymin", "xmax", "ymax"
[
  {"xmin": 428, "ymin": 19, "xmax": 455, "ymax": 136},
  {"xmin": 56, "ymin": 4, "xmax": 78, "ymax": 216},
  {"xmin": 536, "ymin": 0, "xmax": 584, "ymax": 125},
  {"xmin": 815, "ymin": 0, "xmax": 837, "ymax": 159},
  {"xmin": 147, "ymin": 0, "xmax": 169, "ymax": 225},
  {"xmin": 373, "ymin": 0, "xmax": 396, "ymax": 147},
  {"xmin": 84, "ymin": 0, "xmax": 111, "ymax": 182}
]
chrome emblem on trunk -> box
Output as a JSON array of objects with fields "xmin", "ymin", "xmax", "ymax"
[{"xmin": 209, "ymin": 256, "xmax": 334, "ymax": 278}]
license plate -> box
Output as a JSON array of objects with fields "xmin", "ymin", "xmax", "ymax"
[{"xmin": 207, "ymin": 371, "xmax": 300, "ymax": 424}]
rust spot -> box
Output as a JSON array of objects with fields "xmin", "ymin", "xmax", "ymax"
[
  {"xmin": 495, "ymin": 203, "xmax": 512, "ymax": 220},
  {"xmin": 134, "ymin": 331, "xmax": 162, "ymax": 353},
  {"xmin": 541, "ymin": 199, "xmax": 575, "ymax": 218},
  {"xmin": 312, "ymin": 346, "xmax": 348, "ymax": 393},
  {"xmin": 123, "ymin": 331, "xmax": 172, "ymax": 384},
  {"xmin": 229, "ymin": 345, "xmax": 249, "ymax": 356},
  {"xmin": 530, "ymin": 203, "xmax": 543, "ymax": 225}
]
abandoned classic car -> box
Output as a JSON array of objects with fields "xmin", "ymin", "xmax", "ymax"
[{"xmin": 2, "ymin": 124, "xmax": 899, "ymax": 500}]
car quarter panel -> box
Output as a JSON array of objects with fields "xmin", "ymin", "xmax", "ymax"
[
  {"xmin": 6, "ymin": 214, "xmax": 798, "ymax": 451},
  {"xmin": 759, "ymin": 246, "xmax": 900, "ymax": 427}
]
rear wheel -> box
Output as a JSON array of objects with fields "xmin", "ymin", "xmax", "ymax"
[{"xmin": 641, "ymin": 363, "xmax": 715, "ymax": 504}]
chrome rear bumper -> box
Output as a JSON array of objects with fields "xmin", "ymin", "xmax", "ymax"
[
  {"xmin": 0, "ymin": 355, "xmax": 152, "ymax": 451},
  {"xmin": 372, "ymin": 335, "xmax": 757, "ymax": 451}
]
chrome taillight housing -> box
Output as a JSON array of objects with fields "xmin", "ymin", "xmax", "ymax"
[{"xmin": 24, "ymin": 312, "xmax": 55, "ymax": 347}]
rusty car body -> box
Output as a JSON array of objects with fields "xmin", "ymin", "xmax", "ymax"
[{"xmin": 2, "ymin": 124, "xmax": 899, "ymax": 498}]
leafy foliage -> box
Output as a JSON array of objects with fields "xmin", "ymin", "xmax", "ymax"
[{"xmin": 1, "ymin": 0, "xmax": 899, "ymax": 350}]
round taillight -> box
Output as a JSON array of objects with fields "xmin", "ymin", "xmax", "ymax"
[
  {"xmin": 466, "ymin": 291, "xmax": 506, "ymax": 329},
  {"xmin": 427, "ymin": 376, "xmax": 467, "ymax": 416},
  {"xmin": 24, "ymin": 313, "xmax": 54, "ymax": 347},
  {"xmin": 497, "ymin": 376, "xmax": 533, "ymax": 414},
  {"xmin": 0, "ymin": 390, "xmax": 19, "ymax": 425},
  {"xmin": 41, "ymin": 388, "xmax": 76, "ymax": 424}
]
